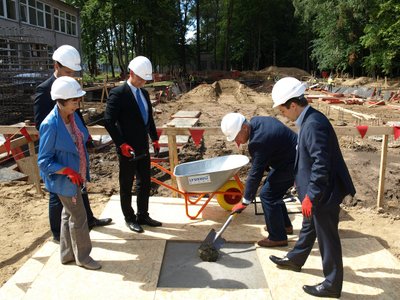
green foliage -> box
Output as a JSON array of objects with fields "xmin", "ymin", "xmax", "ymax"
[
  {"xmin": 65, "ymin": 0, "xmax": 400, "ymax": 77},
  {"xmin": 361, "ymin": 0, "xmax": 400, "ymax": 75}
]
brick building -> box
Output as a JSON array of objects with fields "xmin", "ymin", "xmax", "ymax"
[{"xmin": 0, "ymin": 0, "xmax": 81, "ymax": 124}]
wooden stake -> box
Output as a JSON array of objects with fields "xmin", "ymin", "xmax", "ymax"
[
  {"xmin": 377, "ymin": 134, "xmax": 388, "ymax": 208},
  {"xmin": 167, "ymin": 131, "xmax": 179, "ymax": 197},
  {"xmin": 27, "ymin": 141, "xmax": 43, "ymax": 196}
]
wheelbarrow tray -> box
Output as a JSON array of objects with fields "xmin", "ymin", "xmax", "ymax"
[{"xmin": 173, "ymin": 155, "xmax": 249, "ymax": 193}]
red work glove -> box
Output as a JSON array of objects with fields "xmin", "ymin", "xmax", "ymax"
[
  {"xmin": 302, "ymin": 195, "xmax": 313, "ymax": 218},
  {"xmin": 120, "ymin": 143, "xmax": 134, "ymax": 158},
  {"xmin": 61, "ymin": 167, "xmax": 83, "ymax": 186},
  {"xmin": 86, "ymin": 135, "xmax": 95, "ymax": 149},
  {"xmin": 231, "ymin": 202, "xmax": 248, "ymax": 214},
  {"xmin": 152, "ymin": 140, "xmax": 160, "ymax": 156}
]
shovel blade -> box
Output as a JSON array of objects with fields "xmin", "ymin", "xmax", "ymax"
[
  {"xmin": 201, "ymin": 228, "xmax": 216, "ymax": 246},
  {"xmin": 212, "ymin": 236, "xmax": 226, "ymax": 250},
  {"xmin": 200, "ymin": 228, "xmax": 226, "ymax": 250}
]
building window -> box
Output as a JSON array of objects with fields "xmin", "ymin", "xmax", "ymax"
[
  {"xmin": 28, "ymin": 0, "xmax": 37, "ymax": 25},
  {"xmin": 20, "ymin": 0, "xmax": 51, "ymax": 29},
  {"xmin": 0, "ymin": 39, "xmax": 18, "ymax": 70},
  {"xmin": 20, "ymin": 0, "xmax": 27, "ymax": 22},
  {"xmin": 53, "ymin": 8, "xmax": 77, "ymax": 36},
  {"xmin": 45, "ymin": 4, "xmax": 51, "ymax": 29},
  {"xmin": 1, "ymin": 1, "xmax": 5, "ymax": 17},
  {"xmin": 1, "ymin": 0, "xmax": 17, "ymax": 20}
]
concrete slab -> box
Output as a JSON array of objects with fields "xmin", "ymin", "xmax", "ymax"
[
  {"xmin": 158, "ymin": 134, "xmax": 189, "ymax": 145},
  {"xmin": 158, "ymin": 242, "xmax": 268, "ymax": 289},
  {"xmin": 165, "ymin": 117, "xmax": 199, "ymax": 127},
  {"xmin": 0, "ymin": 167, "xmax": 28, "ymax": 182},
  {"xmin": 1, "ymin": 196, "xmax": 400, "ymax": 300},
  {"xmin": 258, "ymin": 237, "xmax": 400, "ymax": 300},
  {"xmin": 172, "ymin": 110, "xmax": 201, "ymax": 118},
  {"xmin": 155, "ymin": 288, "xmax": 271, "ymax": 300},
  {"xmin": 1, "ymin": 239, "xmax": 165, "ymax": 300}
]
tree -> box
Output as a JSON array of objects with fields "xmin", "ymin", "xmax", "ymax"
[
  {"xmin": 293, "ymin": 0, "xmax": 374, "ymax": 76},
  {"xmin": 361, "ymin": 0, "xmax": 400, "ymax": 76}
]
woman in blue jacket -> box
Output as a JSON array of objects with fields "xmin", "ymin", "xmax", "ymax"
[{"xmin": 38, "ymin": 76, "xmax": 101, "ymax": 270}]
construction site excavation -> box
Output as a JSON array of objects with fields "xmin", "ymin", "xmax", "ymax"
[{"xmin": 1, "ymin": 67, "xmax": 400, "ymax": 297}]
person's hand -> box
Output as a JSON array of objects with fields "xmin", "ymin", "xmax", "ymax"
[
  {"xmin": 302, "ymin": 195, "xmax": 313, "ymax": 218},
  {"xmin": 152, "ymin": 140, "xmax": 160, "ymax": 156},
  {"xmin": 120, "ymin": 143, "xmax": 134, "ymax": 158},
  {"xmin": 231, "ymin": 202, "xmax": 248, "ymax": 214},
  {"xmin": 61, "ymin": 167, "xmax": 83, "ymax": 186}
]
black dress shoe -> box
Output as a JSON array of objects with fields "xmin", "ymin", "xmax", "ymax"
[
  {"xmin": 126, "ymin": 221, "xmax": 144, "ymax": 233},
  {"xmin": 137, "ymin": 215, "xmax": 162, "ymax": 227},
  {"xmin": 88, "ymin": 217, "xmax": 112, "ymax": 229},
  {"xmin": 269, "ymin": 255, "xmax": 302, "ymax": 272},
  {"xmin": 303, "ymin": 283, "xmax": 341, "ymax": 298}
]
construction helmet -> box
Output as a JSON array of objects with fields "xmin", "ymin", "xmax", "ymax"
[
  {"xmin": 51, "ymin": 76, "xmax": 86, "ymax": 100},
  {"xmin": 221, "ymin": 113, "xmax": 246, "ymax": 142},
  {"xmin": 128, "ymin": 56, "xmax": 153, "ymax": 80},
  {"xmin": 52, "ymin": 45, "xmax": 82, "ymax": 71},
  {"xmin": 271, "ymin": 77, "xmax": 306, "ymax": 108}
]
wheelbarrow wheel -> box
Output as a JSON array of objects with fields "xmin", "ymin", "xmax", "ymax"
[{"xmin": 216, "ymin": 180, "xmax": 242, "ymax": 211}]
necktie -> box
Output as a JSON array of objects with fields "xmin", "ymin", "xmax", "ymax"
[{"xmin": 135, "ymin": 88, "xmax": 148, "ymax": 125}]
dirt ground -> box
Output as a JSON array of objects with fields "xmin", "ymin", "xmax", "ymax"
[{"xmin": 1, "ymin": 71, "xmax": 400, "ymax": 287}]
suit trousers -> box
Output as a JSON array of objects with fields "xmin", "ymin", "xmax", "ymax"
[
  {"xmin": 58, "ymin": 189, "xmax": 93, "ymax": 266},
  {"xmin": 49, "ymin": 188, "xmax": 94, "ymax": 240},
  {"xmin": 118, "ymin": 154, "xmax": 151, "ymax": 222},
  {"xmin": 260, "ymin": 168, "xmax": 293, "ymax": 241},
  {"xmin": 287, "ymin": 204, "xmax": 343, "ymax": 293}
]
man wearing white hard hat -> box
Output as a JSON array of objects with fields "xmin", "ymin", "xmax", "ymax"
[
  {"xmin": 221, "ymin": 112, "xmax": 297, "ymax": 247},
  {"xmin": 269, "ymin": 77, "xmax": 356, "ymax": 298},
  {"xmin": 34, "ymin": 45, "xmax": 112, "ymax": 243},
  {"xmin": 34, "ymin": 45, "xmax": 82, "ymax": 129},
  {"xmin": 38, "ymin": 77, "xmax": 100, "ymax": 270},
  {"xmin": 104, "ymin": 56, "xmax": 161, "ymax": 233}
]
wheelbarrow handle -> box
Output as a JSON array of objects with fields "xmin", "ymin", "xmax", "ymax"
[{"xmin": 213, "ymin": 213, "xmax": 236, "ymax": 242}]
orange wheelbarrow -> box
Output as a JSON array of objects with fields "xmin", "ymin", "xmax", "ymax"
[{"xmin": 151, "ymin": 155, "xmax": 249, "ymax": 219}]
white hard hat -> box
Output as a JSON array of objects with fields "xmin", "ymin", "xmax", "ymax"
[
  {"xmin": 128, "ymin": 56, "xmax": 153, "ymax": 80},
  {"xmin": 51, "ymin": 76, "xmax": 86, "ymax": 100},
  {"xmin": 52, "ymin": 45, "xmax": 82, "ymax": 71},
  {"xmin": 221, "ymin": 113, "xmax": 246, "ymax": 142},
  {"xmin": 271, "ymin": 77, "xmax": 306, "ymax": 108}
]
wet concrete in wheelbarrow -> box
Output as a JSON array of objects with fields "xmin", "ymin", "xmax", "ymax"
[{"xmin": 158, "ymin": 241, "xmax": 268, "ymax": 289}]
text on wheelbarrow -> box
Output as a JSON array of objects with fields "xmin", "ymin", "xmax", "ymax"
[{"xmin": 188, "ymin": 174, "xmax": 211, "ymax": 185}]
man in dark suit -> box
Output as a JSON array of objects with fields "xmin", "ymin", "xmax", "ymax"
[
  {"xmin": 104, "ymin": 56, "xmax": 161, "ymax": 233},
  {"xmin": 269, "ymin": 77, "xmax": 356, "ymax": 298},
  {"xmin": 34, "ymin": 45, "xmax": 112, "ymax": 242},
  {"xmin": 221, "ymin": 113, "xmax": 296, "ymax": 247}
]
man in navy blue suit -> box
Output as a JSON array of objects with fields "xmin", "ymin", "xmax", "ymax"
[
  {"xmin": 104, "ymin": 56, "xmax": 161, "ymax": 233},
  {"xmin": 34, "ymin": 45, "xmax": 112, "ymax": 242},
  {"xmin": 269, "ymin": 77, "xmax": 356, "ymax": 298},
  {"xmin": 221, "ymin": 113, "xmax": 296, "ymax": 247}
]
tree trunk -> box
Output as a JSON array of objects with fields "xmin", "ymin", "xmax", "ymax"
[
  {"xmin": 196, "ymin": 0, "xmax": 201, "ymax": 71},
  {"xmin": 223, "ymin": 0, "xmax": 234, "ymax": 71}
]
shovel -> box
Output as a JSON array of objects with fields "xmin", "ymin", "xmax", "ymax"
[{"xmin": 198, "ymin": 213, "xmax": 237, "ymax": 261}]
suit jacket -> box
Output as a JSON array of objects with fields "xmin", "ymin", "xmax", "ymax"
[
  {"xmin": 34, "ymin": 74, "xmax": 86, "ymax": 130},
  {"xmin": 34, "ymin": 74, "xmax": 56, "ymax": 130},
  {"xmin": 104, "ymin": 82, "xmax": 158, "ymax": 155},
  {"xmin": 38, "ymin": 106, "xmax": 89, "ymax": 197},
  {"xmin": 295, "ymin": 106, "xmax": 356, "ymax": 207},
  {"xmin": 244, "ymin": 116, "xmax": 297, "ymax": 200}
]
